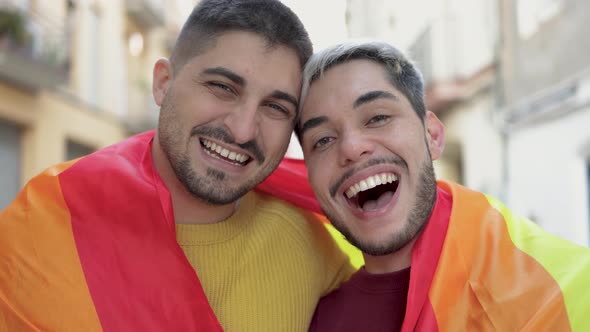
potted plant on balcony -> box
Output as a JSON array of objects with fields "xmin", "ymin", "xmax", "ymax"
[{"xmin": 0, "ymin": 8, "xmax": 28, "ymax": 49}]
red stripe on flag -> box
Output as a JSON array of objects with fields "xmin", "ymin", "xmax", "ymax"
[
  {"xmin": 414, "ymin": 299, "xmax": 440, "ymax": 332},
  {"xmin": 402, "ymin": 186, "xmax": 452, "ymax": 332},
  {"xmin": 60, "ymin": 132, "xmax": 222, "ymax": 332}
]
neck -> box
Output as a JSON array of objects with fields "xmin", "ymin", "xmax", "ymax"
[
  {"xmin": 362, "ymin": 236, "xmax": 418, "ymax": 274},
  {"xmin": 152, "ymin": 132, "xmax": 238, "ymax": 224}
]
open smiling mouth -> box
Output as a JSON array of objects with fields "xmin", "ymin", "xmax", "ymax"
[
  {"xmin": 344, "ymin": 173, "xmax": 399, "ymax": 212},
  {"xmin": 200, "ymin": 138, "xmax": 252, "ymax": 167}
]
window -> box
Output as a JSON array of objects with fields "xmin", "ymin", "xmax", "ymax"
[
  {"xmin": 66, "ymin": 140, "xmax": 94, "ymax": 161},
  {"xmin": 0, "ymin": 121, "xmax": 22, "ymax": 210}
]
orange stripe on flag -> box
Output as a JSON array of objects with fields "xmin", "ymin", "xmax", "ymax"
[
  {"xmin": 428, "ymin": 182, "xmax": 570, "ymax": 331},
  {"xmin": 486, "ymin": 195, "xmax": 590, "ymax": 332},
  {"xmin": 0, "ymin": 162, "xmax": 102, "ymax": 331}
]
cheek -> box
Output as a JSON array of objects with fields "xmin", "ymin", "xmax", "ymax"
[
  {"xmin": 307, "ymin": 165, "xmax": 329, "ymax": 198},
  {"xmin": 179, "ymin": 90, "xmax": 227, "ymax": 124},
  {"xmin": 380, "ymin": 131, "xmax": 420, "ymax": 156}
]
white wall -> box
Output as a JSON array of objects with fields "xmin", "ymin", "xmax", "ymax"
[
  {"xmin": 507, "ymin": 107, "xmax": 590, "ymax": 246},
  {"xmin": 425, "ymin": 0, "xmax": 496, "ymax": 82},
  {"xmin": 281, "ymin": 0, "xmax": 348, "ymax": 51}
]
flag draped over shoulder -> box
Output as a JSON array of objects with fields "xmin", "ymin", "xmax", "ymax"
[
  {"xmin": 405, "ymin": 181, "xmax": 590, "ymax": 332},
  {"xmin": 260, "ymin": 163, "xmax": 590, "ymax": 332},
  {"xmin": 0, "ymin": 131, "xmax": 222, "ymax": 332}
]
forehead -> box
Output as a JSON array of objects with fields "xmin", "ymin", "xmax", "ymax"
[
  {"xmin": 183, "ymin": 31, "xmax": 302, "ymax": 90},
  {"xmin": 301, "ymin": 59, "xmax": 403, "ymax": 120},
  {"xmin": 199, "ymin": 31, "xmax": 290, "ymax": 59}
]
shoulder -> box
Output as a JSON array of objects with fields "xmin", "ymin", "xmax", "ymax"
[
  {"xmin": 0, "ymin": 159, "xmax": 74, "ymax": 223},
  {"xmin": 1, "ymin": 131, "xmax": 157, "ymax": 222},
  {"xmin": 247, "ymin": 190, "xmax": 351, "ymax": 263},
  {"xmin": 249, "ymin": 190, "xmax": 357, "ymax": 284}
]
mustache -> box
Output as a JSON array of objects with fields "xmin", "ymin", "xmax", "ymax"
[
  {"xmin": 191, "ymin": 126, "xmax": 265, "ymax": 163},
  {"xmin": 329, "ymin": 156, "xmax": 408, "ymax": 198}
]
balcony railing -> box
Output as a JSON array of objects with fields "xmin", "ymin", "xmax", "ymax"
[{"xmin": 0, "ymin": 2, "xmax": 69, "ymax": 91}]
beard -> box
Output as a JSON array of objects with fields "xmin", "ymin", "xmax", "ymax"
[
  {"xmin": 157, "ymin": 92, "xmax": 284, "ymax": 205},
  {"xmin": 323, "ymin": 154, "xmax": 438, "ymax": 256}
]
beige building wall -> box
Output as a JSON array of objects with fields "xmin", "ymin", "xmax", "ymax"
[
  {"xmin": 0, "ymin": 0, "xmax": 185, "ymax": 198},
  {"xmin": 0, "ymin": 82, "xmax": 127, "ymax": 185}
]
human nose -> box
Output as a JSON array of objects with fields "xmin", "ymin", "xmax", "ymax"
[
  {"xmin": 223, "ymin": 102, "xmax": 260, "ymax": 144},
  {"xmin": 338, "ymin": 131, "xmax": 375, "ymax": 167}
]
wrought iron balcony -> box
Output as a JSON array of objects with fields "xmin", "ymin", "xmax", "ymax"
[{"xmin": 0, "ymin": 4, "xmax": 69, "ymax": 92}]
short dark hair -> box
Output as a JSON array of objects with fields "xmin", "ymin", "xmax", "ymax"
[
  {"xmin": 296, "ymin": 41, "xmax": 426, "ymax": 138},
  {"xmin": 170, "ymin": 0, "xmax": 312, "ymax": 73}
]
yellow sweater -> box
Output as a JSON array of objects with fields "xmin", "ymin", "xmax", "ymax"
[{"xmin": 176, "ymin": 191, "xmax": 354, "ymax": 332}]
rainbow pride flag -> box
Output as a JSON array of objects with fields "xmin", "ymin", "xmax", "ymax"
[
  {"xmin": 404, "ymin": 181, "xmax": 590, "ymax": 331},
  {"xmin": 0, "ymin": 132, "xmax": 222, "ymax": 331}
]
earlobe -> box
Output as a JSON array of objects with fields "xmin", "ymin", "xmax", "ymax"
[
  {"xmin": 425, "ymin": 111, "xmax": 445, "ymax": 160},
  {"xmin": 152, "ymin": 58, "xmax": 173, "ymax": 106}
]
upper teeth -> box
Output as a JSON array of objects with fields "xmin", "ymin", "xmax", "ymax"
[
  {"xmin": 345, "ymin": 173, "xmax": 398, "ymax": 199},
  {"xmin": 202, "ymin": 139, "xmax": 249, "ymax": 163}
]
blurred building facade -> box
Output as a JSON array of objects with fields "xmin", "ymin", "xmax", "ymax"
[
  {"xmin": 0, "ymin": 0, "xmax": 186, "ymax": 209},
  {"xmin": 345, "ymin": 0, "xmax": 589, "ymax": 246},
  {"xmin": 498, "ymin": 0, "xmax": 590, "ymax": 245}
]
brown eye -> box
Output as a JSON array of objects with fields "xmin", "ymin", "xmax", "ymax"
[
  {"xmin": 263, "ymin": 102, "xmax": 292, "ymax": 120},
  {"xmin": 208, "ymin": 82, "xmax": 235, "ymax": 94},
  {"xmin": 366, "ymin": 114, "xmax": 390, "ymax": 126},
  {"xmin": 313, "ymin": 136, "xmax": 335, "ymax": 150},
  {"xmin": 268, "ymin": 103, "xmax": 289, "ymax": 115}
]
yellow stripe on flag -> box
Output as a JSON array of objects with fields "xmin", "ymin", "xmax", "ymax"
[{"xmin": 323, "ymin": 222, "xmax": 364, "ymax": 269}]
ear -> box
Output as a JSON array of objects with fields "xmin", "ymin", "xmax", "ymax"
[
  {"xmin": 152, "ymin": 58, "xmax": 173, "ymax": 107},
  {"xmin": 425, "ymin": 111, "xmax": 445, "ymax": 161}
]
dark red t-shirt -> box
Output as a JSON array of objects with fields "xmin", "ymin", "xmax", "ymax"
[
  {"xmin": 308, "ymin": 188, "xmax": 452, "ymax": 332},
  {"xmin": 309, "ymin": 266, "xmax": 411, "ymax": 332}
]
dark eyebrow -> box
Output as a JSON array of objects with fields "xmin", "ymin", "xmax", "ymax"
[
  {"xmin": 353, "ymin": 90, "xmax": 397, "ymax": 108},
  {"xmin": 299, "ymin": 116, "xmax": 328, "ymax": 138},
  {"xmin": 201, "ymin": 67, "xmax": 245, "ymax": 86},
  {"xmin": 200, "ymin": 68, "xmax": 297, "ymax": 109},
  {"xmin": 270, "ymin": 90, "xmax": 299, "ymax": 109},
  {"xmin": 299, "ymin": 90, "xmax": 398, "ymax": 138}
]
